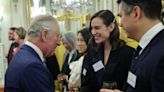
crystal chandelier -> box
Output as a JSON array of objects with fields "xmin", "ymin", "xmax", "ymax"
[{"xmin": 51, "ymin": 0, "xmax": 93, "ymax": 15}]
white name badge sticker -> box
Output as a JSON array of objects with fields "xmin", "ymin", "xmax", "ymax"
[
  {"xmin": 92, "ymin": 60, "xmax": 104, "ymax": 72},
  {"xmin": 82, "ymin": 68, "xmax": 87, "ymax": 76},
  {"xmin": 127, "ymin": 71, "xmax": 137, "ymax": 88}
]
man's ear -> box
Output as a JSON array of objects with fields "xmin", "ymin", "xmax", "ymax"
[
  {"xmin": 131, "ymin": 6, "xmax": 142, "ymax": 21},
  {"xmin": 40, "ymin": 29, "xmax": 48, "ymax": 42}
]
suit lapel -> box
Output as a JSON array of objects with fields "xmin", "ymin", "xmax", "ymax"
[
  {"xmin": 23, "ymin": 45, "xmax": 54, "ymax": 83},
  {"xmin": 92, "ymin": 46, "xmax": 123, "ymax": 85},
  {"xmin": 22, "ymin": 45, "xmax": 42, "ymax": 61},
  {"xmin": 131, "ymin": 46, "xmax": 151, "ymax": 73},
  {"xmin": 22, "ymin": 44, "xmax": 47, "ymax": 68},
  {"xmin": 91, "ymin": 46, "xmax": 104, "ymax": 85},
  {"xmin": 22, "ymin": 45, "xmax": 54, "ymax": 85},
  {"xmin": 104, "ymin": 51, "xmax": 120, "ymax": 79},
  {"xmin": 131, "ymin": 30, "xmax": 164, "ymax": 73}
]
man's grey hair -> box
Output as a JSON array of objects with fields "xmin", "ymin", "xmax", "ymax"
[
  {"xmin": 62, "ymin": 31, "xmax": 76, "ymax": 49},
  {"xmin": 27, "ymin": 15, "xmax": 58, "ymax": 40}
]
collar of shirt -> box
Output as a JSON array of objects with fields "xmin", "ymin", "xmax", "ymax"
[
  {"xmin": 25, "ymin": 41, "xmax": 45, "ymax": 63},
  {"xmin": 139, "ymin": 22, "xmax": 164, "ymax": 53},
  {"xmin": 68, "ymin": 49, "xmax": 76, "ymax": 64}
]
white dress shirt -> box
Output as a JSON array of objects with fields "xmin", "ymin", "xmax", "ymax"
[{"xmin": 139, "ymin": 22, "xmax": 164, "ymax": 54}]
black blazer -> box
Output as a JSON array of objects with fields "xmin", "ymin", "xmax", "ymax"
[
  {"xmin": 46, "ymin": 54, "xmax": 60, "ymax": 80},
  {"xmin": 61, "ymin": 50, "xmax": 80, "ymax": 76},
  {"xmin": 6, "ymin": 42, "xmax": 19, "ymax": 64},
  {"xmin": 81, "ymin": 45, "xmax": 134, "ymax": 92},
  {"xmin": 126, "ymin": 30, "xmax": 164, "ymax": 92}
]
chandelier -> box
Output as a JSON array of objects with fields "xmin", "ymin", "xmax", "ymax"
[{"xmin": 51, "ymin": 0, "xmax": 93, "ymax": 15}]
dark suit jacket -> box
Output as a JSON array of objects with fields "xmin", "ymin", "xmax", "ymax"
[
  {"xmin": 81, "ymin": 45, "xmax": 134, "ymax": 92},
  {"xmin": 6, "ymin": 42, "xmax": 19, "ymax": 64},
  {"xmin": 5, "ymin": 45, "xmax": 54, "ymax": 92},
  {"xmin": 125, "ymin": 30, "xmax": 164, "ymax": 92},
  {"xmin": 61, "ymin": 50, "xmax": 80, "ymax": 76},
  {"xmin": 46, "ymin": 54, "xmax": 60, "ymax": 80}
]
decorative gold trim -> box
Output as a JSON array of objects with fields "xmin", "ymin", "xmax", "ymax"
[
  {"xmin": 96, "ymin": 0, "xmax": 99, "ymax": 11},
  {"xmin": 26, "ymin": 0, "xmax": 31, "ymax": 28},
  {"xmin": 162, "ymin": 1, "xmax": 164, "ymax": 8}
]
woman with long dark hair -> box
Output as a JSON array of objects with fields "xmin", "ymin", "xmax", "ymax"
[
  {"xmin": 68, "ymin": 28, "xmax": 91, "ymax": 91},
  {"xmin": 80, "ymin": 10, "xmax": 134, "ymax": 92}
]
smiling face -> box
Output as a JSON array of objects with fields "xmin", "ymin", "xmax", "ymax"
[
  {"xmin": 63, "ymin": 41, "xmax": 72, "ymax": 51},
  {"xmin": 76, "ymin": 33, "xmax": 87, "ymax": 54},
  {"xmin": 90, "ymin": 17, "xmax": 110, "ymax": 44}
]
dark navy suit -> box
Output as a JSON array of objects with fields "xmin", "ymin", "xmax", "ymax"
[
  {"xmin": 126, "ymin": 30, "xmax": 164, "ymax": 92},
  {"xmin": 5, "ymin": 45, "xmax": 54, "ymax": 92}
]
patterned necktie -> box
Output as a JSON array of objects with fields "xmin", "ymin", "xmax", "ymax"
[
  {"xmin": 134, "ymin": 45, "xmax": 142, "ymax": 59},
  {"xmin": 43, "ymin": 58, "xmax": 47, "ymax": 67},
  {"xmin": 131, "ymin": 45, "xmax": 142, "ymax": 72}
]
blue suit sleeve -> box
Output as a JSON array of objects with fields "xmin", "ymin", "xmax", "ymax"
[{"xmin": 20, "ymin": 63, "xmax": 54, "ymax": 92}]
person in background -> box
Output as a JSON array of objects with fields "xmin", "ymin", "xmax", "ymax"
[
  {"xmin": 80, "ymin": 10, "xmax": 134, "ymax": 92},
  {"xmin": 5, "ymin": 15, "xmax": 61, "ymax": 92},
  {"xmin": 46, "ymin": 53, "xmax": 60, "ymax": 80},
  {"xmin": 68, "ymin": 28, "xmax": 91, "ymax": 91},
  {"xmin": 58, "ymin": 31, "xmax": 78, "ymax": 92},
  {"xmin": 61, "ymin": 32, "xmax": 78, "ymax": 76},
  {"xmin": 6, "ymin": 27, "xmax": 19, "ymax": 64},
  {"xmin": 100, "ymin": 0, "xmax": 164, "ymax": 92},
  {"xmin": 12, "ymin": 27, "xmax": 26, "ymax": 56}
]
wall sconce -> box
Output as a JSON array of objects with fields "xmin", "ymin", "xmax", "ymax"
[{"xmin": 0, "ymin": 6, "xmax": 3, "ymax": 21}]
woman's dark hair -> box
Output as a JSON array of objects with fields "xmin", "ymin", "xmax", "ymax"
[
  {"xmin": 77, "ymin": 27, "xmax": 91, "ymax": 54},
  {"xmin": 89, "ymin": 10, "xmax": 125, "ymax": 51},
  {"xmin": 77, "ymin": 27, "xmax": 91, "ymax": 45}
]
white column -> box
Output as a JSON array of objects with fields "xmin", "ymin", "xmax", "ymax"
[
  {"xmin": 0, "ymin": 43, "xmax": 6, "ymax": 87},
  {"xmin": 99, "ymin": 0, "xmax": 104, "ymax": 10},
  {"xmin": 0, "ymin": 0, "xmax": 11, "ymax": 87},
  {"xmin": 107, "ymin": 0, "xmax": 113, "ymax": 12},
  {"xmin": 45, "ymin": 0, "xmax": 51, "ymax": 15},
  {"xmin": 0, "ymin": 0, "xmax": 32, "ymax": 87}
]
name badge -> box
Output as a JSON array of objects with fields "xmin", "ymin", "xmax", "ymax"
[
  {"xmin": 92, "ymin": 60, "xmax": 104, "ymax": 72},
  {"xmin": 127, "ymin": 71, "xmax": 137, "ymax": 88},
  {"xmin": 82, "ymin": 68, "xmax": 87, "ymax": 76}
]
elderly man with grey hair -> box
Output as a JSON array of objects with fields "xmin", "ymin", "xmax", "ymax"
[{"xmin": 5, "ymin": 15, "xmax": 61, "ymax": 92}]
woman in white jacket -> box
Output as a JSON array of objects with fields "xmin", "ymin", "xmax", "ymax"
[{"xmin": 68, "ymin": 28, "xmax": 91, "ymax": 91}]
